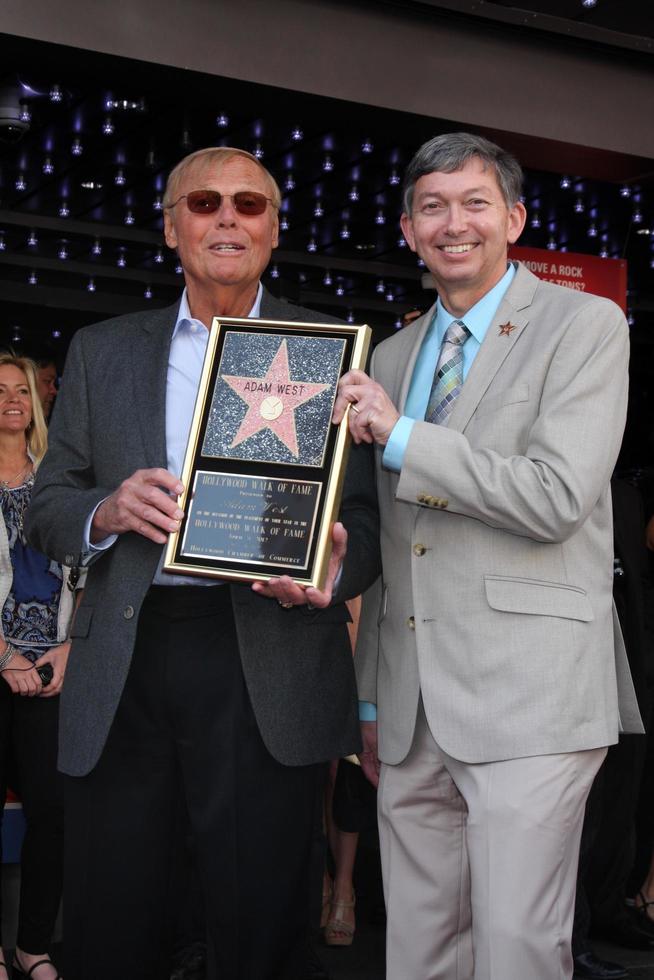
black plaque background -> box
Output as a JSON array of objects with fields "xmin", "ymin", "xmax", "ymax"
[{"xmin": 168, "ymin": 321, "xmax": 357, "ymax": 583}]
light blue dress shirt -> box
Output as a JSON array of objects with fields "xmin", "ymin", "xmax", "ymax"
[
  {"xmin": 359, "ymin": 263, "xmax": 516, "ymax": 721},
  {"xmin": 84, "ymin": 285, "xmax": 263, "ymax": 586}
]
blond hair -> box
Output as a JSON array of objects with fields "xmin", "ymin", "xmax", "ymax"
[
  {"xmin": 0, "ymin": 353, "xmax": 48, "ymax": 465},
  {"xmin": 163, "ymin": 146, "xmax": 282, "ymax": 210}
]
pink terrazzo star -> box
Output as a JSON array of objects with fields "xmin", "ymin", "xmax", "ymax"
[{"xmin": 221, "ymin": 339, "xmax": 329, "ymax": 457}]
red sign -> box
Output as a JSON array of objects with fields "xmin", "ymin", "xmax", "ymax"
[{"xmin": 509, "ymin": 245, "xmax": 627, "ymax": 312}]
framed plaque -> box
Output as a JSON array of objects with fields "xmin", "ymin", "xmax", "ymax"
[{"xmin": 163, "ymin": 316, "xmax": 371, "ymax": 589}]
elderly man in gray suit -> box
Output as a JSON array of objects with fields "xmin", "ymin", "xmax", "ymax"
[
  {"xmin": 26, "ymin": 147, "xmax": 380, "ymax": 980},
  {"xmin": 334, "ymin": 133, "xmax": 642, "ymax": 980}
]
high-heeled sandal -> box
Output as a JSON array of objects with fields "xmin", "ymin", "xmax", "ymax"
[
  {"xmin": 12, "ymin": 956, "xmax": 63, "ymax": 979},
  {"xmin": 320, "ymin": 875, "xmax": 333, "ymax": 929},
  {"xmin": 634, "ymin": 890, "xmax": 654, "ymax": 924},
  {"xmin": 324, "ymin": 890, "xmax": 356, "ymax": 947}
]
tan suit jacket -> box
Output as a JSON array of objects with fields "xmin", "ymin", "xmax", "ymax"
[{"xmin": 356, "ymin": 262, "xmax": 643, "ymax": 765}]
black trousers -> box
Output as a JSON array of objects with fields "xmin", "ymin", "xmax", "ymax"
[
  {"xmin": 572, "ymin": 732, "xmax": 647, "ymax": 955},
  {"xmin": 64, "ymin": 585, "xmax": 323, "ymax": 980},
  {"xmin": 0, "ymin": 678, "xmax": 63, "ymax": 952}
]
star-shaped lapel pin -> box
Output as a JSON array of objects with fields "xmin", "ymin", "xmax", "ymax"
[
  {"xmin": 498, "ymin": 321, "xmax": 517, "ymax": 337},
  {"xmin": 221, "ymin": 340, "xmax": 329, "ymax": 457}
]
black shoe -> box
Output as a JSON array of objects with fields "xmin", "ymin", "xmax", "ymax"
[
  {"xmin": 170, "ymin": 941, "xmax": 207, "ymax": 980},
  {"xmin": 305, "ymin": 945, "xmax": 331, "ymax": 980},
  {"xmin": 601, "ymin": 915, "xmax": 654, "ymax": 950},
  {"xmin": 573, "ymin": 951, "xmax": 628, "ymax": 979}
]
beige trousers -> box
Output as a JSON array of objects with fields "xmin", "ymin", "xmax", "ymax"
[{"xmin": 378, "ymin": 702, "xmax": 606, "ymax": 980}]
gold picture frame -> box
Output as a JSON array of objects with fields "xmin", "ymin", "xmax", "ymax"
[{"xmin": 163, "ymin": 316, "xmax": 370, "ymax": 589}]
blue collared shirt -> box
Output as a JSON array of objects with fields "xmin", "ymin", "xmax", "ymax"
[
  {"xmin": 383, "ymin": 263, "xmax": 516, "ymax": 472},
  {"xmin": 84, "ymin": 284, "xmax": 263, "ymax": 586},
  {"xmin": 359, "ymin": 264, "xmax": 516, "ymax": 722}
]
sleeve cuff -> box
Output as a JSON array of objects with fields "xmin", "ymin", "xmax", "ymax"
[
  {"xmin": 358, "ymin": 700, "xmax": 377, "ymax": 721},
  {"xmin": 82, "ymin": 499, "xmax": 118, "ymax": 564},
  {"xmin": 382, "ymin": 416, "xmax": 415, "ymax": 473}
]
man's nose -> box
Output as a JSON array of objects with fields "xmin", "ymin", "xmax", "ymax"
[
  {"xmin": 444, "ymin": 203, "xmax": 467, "ymax": 235},
  {"xmin": 214, "ymin": 195, "xmax": 238, "ymax": 224}
]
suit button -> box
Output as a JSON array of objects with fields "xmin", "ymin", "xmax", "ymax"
[
  {"xmin": 413, "ymin": 543, "xmax": 426, "ymax": 556},
  {"xmin": 123, "ymin": 605, "xmax": 135, "ymax": 620},
  {"xmin": 407, "ymin": 616, "xmax": 415, "ymax": 630},
  {"xmin": 65, "ymin": 553, "xmax": 75, "ymax": 565}
]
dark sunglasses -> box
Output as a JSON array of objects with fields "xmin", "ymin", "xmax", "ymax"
[{"xmin": 165, "ymin": 189, "xmax": 276, "ymax": 216}]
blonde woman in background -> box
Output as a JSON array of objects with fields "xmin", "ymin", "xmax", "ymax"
[{"xmin": 0, "ymin": 355, "xmax": 83, "ymax": 980}]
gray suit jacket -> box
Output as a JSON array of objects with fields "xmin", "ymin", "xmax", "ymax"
[
  {"xmin": 26, "ymin": 289, "xmax": 380, "ymax": 776},
  {"xmin": 356, "ymin": 263, "xmax": 642, "ymax": 766}
]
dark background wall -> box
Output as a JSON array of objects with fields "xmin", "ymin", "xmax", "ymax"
[{"xmin": 4, "ymin": 0, "xmax": 654, "ymax": 161}]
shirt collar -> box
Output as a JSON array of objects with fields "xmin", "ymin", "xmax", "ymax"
[
  {"xmin": 172, "ymin": 283, "xmax": 264, "ymax": 339},
  {"xmin": 433, "ymin": 262, "xmax": 516, "ymax": 345}
]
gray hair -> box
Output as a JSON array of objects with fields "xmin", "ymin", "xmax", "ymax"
[
  {"xmin": 402, "ymin": 132, "xmax": 523, "ymax": 213},
  {"xmin": 164, "ymin": 146, "xmax": 282, "ymax": 210}
]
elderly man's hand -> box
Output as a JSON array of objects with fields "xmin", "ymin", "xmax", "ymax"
[
  {"xmin": 91, "ymin": 468, "xmax": 185, "ymax": 545},
  {"xmin": 251, "ymin": 521, "xmax": 348, "ymax": 609},
  {"xmin": 333, "ymin": 369, "xmax": 400, "ymax": 446}
]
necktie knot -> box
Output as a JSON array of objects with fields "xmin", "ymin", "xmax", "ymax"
[{"xmin": 444, "ymin": 319, "xmax": 470, "ymax": 347}]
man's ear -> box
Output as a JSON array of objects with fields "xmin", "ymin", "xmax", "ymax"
[
  {"xmin": 163, "ymin": 210, "xmax": 178, "ymax": 250},
  {"xmin": 400, "ymin": 213, "xmax": 416, "ymax": 252},
  {"xmin": 507, "ymin": 201, "xmax": 527, "ymax": 245}
]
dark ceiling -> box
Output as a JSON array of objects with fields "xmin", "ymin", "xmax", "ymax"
[
  {"xmin": 406, "ymin": 0, "xmax": 654, "ymax": 48},
  {"xmin": 485, "ymin": 0, "xmax": 654, "ymax": 40},
  {"xmin": 0, "ymin": 26, "xmax": 652, "ymax": 366}
]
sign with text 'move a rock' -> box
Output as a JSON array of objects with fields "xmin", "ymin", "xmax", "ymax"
[{"xmin": 509, "ymin": 245, "xmax": 627, "ymax": 312}]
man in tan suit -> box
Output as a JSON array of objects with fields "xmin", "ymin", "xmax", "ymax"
[{"xmin": 334, "ymin": 133, "xmax": 642, "ymax": 980}]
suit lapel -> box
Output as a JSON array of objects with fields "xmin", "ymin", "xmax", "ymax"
[
  {"xmin": 393, "ymin": 304, "xmax": 437, "ymax": 411},
  {"xmin": 448, "ymin": 264, "xmax": 539, "ymax": 432},
  {"xmin": 129, "ymin": 303, "xmax": 179, "ymax": 467},
  {"xmin": 260, "ymin": 289, "xmax": 304, "ymax": 322}
]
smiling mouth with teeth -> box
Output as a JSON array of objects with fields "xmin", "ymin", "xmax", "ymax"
[
  {"xmin": 211, "ymin": 243, "xmax": 245, "ymax": 251},
  {"xmin": 440, "ymin": 244, "xmax": 477, "ymax": 253}
]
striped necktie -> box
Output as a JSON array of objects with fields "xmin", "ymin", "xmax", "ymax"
[{"xmin": 425, "ymin": 319, "xmax": 471, "ymax": 425}]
